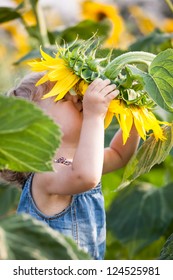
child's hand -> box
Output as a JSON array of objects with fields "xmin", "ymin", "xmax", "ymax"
[{"xmin": 83, "ymin": 78, "xmax": 119, "ymax": 118}]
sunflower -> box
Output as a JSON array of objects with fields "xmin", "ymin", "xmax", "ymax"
[
  {"xmin": 28, "ymin": 48, "xmax": 88, "ymax": 101},
  {"xmin": 129, "ymin": 6, "xmax": 156, "ymax": 35},
  {"xmin": 105, "ymin": 99, "xmax": 168, "ymax": 144},
  {"xmin": 162, "ymin": 18, "xmax": 173, "ymax": 33},
  {"xmin": 129, "ymin": 5, "xmax": 173, "ymax": 35},
  {"xmin": 81, "ymin": 0, "xmax": 124, "ymax": 47},
  {"xmin": 1, "ymin": 22, "xmax": 31, "ymax": 58},
  {"xmin": 12, "ymin": 0, "xmax": 36, "ymax": 26}
]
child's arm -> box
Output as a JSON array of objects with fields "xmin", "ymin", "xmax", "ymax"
[
  {"xmin": 103, "ymin": 125, "xmax": 140, "ymax": 174},
  {"xmin": 71, "ymin": 79, "xmax": 118, "ymax": 187}
]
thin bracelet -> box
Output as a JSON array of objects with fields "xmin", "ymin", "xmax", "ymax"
[{"xmin": 54, "ymin": 157, "xmax": 72, "ymax": 166}]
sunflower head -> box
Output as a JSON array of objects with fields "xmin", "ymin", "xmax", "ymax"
[
  {"xmin": 59, "ymin": 38, "xmax": 103, "ymax": 82},
  {"xmin": 28, "ymin": 37, "xmax": 106, "ymax": 101},
  {"xmin": 81, "ymin": 0, "xmax": 124, "ymax": 47}
]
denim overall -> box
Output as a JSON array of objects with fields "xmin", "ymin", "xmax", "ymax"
[{"xmin": 17, "ymin": 174, "xmax": 106, "ymax": 260}]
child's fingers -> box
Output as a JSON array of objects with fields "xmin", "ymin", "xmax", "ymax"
[
  {"xmin": 85, "ymin": 78, "xmax": 102, "ymax": 92},
  {"xmin": 106, "ymin": 89, "xmax": 120, "ymax": 101},
  {"xmin": 99, "ymin": 84, "xmax": 117, "ymax": 96},
  {"xmin": 87, "ymin": 78, "xmax": 111, "ymax": 93}
]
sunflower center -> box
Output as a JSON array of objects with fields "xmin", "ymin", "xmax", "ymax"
[{"xmin": 97, "ymin": 12, "xmax": 107, "ymax": 21}]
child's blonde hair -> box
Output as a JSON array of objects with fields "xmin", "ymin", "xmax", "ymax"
[
  {"xmin": 0, "ymin": 72, "xmax": 54, "ymax": 187},
  {"xmin": 7, "ymin": 72, "xmax": 54, "ymax": 102}
]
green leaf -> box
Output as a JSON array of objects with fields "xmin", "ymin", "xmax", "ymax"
[
  {"xmin": 107, "ymin": 182, "xmax": 173, "ymax": 256},
  {"xmin": 28, "ymin": 0, "xmax": 39, "ymax": 9},
  {"xmin": 159, "ymin": 233, "xmax": 173, "ymax": 260},
  {"xmin": 133, "ymin": 237, "xmax": 165, "ymax": 260},
  {"xmin": 126, "ymin": 63, "xmax": 173, "ymax": 112},
  {"xmin": 0, "ymin": 214, "xmax": 90, "ymax": 260},
  {"xmin": 126, "ymin": 65, "xmax": 168, "ymax": 108},
  {"xmin": 129, "ymin": 30, "xmax": 173, "ymax": 54},
  {"xmin": 105, "ymin": 232, "xmax": 129, "ymax": 260},
  {"xmin": 120, "ymin": 124, "xmax": 173, "ymax": 189},
  {"xmin": 0, "ymin": 7, "xmax": 21, "ymax": 23},
  {"xmin": 0, "ymin": 182, "xmax": 20, "ymax": 216},
  {"xmin": 0, "ymin": 95, "xmax": 61, "ymax": 172},
  {"xmin": 102, "ymin": 170, "xmax": 123, "ymax": 209},
  {"xmin": 59, "ymin": 19, "xmax": 111, "ymax": 43},
  {"xmin": 25, "ymin": 25, "xmax": 41, "ymax": 40},
  {"xmin": 148, "ymin": 48, "xmax": 173, "ymax": 112}
]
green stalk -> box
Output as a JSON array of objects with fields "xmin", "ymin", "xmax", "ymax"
[
  {"xmin": 20, "ymin": 1, "xmax": 50, "ymax": 47},
  {"xmin": 104, "ymin": 51, "xmax": 156, "ymax": 80},
  {"xmin": 35, "ymin": 1, "xmax": 50, "ymax": 47},
  {"xmin": 165, "ymin": 0, "xmax": 173, "ymax": 13}
]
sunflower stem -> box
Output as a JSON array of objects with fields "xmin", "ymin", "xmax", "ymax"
[
  {"xmin": 104, "ymin": 51, "xmax": 156, "ymax": 80},
  {"xmin": 165, "ymin": 0, "xmax": 173, "ymax": 13},
  {"xmin": 35, "ymin": 2, "xmax": 50, "ymax": 47}
]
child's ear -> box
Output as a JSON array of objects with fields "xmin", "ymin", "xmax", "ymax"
[
  {"xmin": 13, "ymin": 89, "xmax": 17, "ymax": 96},
  {"xmin": 6, "ymin": 88, "xmax": 18, "ymax": 97}
]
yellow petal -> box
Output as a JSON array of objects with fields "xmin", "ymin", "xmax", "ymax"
[
  {"xmin": 42, "ymin": 74, "xmax": 80, "ymax": 100},
  {"xmin": 116, "ymin": 109, "xmax": 133, "ymax": 144},
  {"xmin": 140, "ymin": 107, "xmax": 167, "ymax": 141},
  {"xmin": 131, "ymin": 107, "xmax": 146, "ymax": 140},
  {"xmin": 48, "ymin": 67, "xmax": 72, "ymax": 81},
  {"xmin": 43, "ymin": 58, "xmax": 65, "ymax": 69},
  {"xmin": 41, "ymin": 81, "xmax": 62, "ymax": 98},
  {"xmin": 108, "ymin": 100, "xmax": 134, "ymax": 144},
  {"xmin": 28, "ymin": 60, "xmax": 48, "ymax": 71},
  {"xmin": 78, "ymin": 80, "xmax": 89, "ymax": 95},
  {"xmin": 108, "ymin": 99, "xmax": 124, "ymax": 114},
  {"xmin": 55, "ymin": 77, "xmax": 80, "ymax": 101},
  {"xmin": 104, "ymin": 110, "xmax": 114, "ymax": 129},
  {"xmin": 36, "ymin": 73, "xmax": 49, "ymax": 86},
  {"xmin": 40, "ymin": 47, "xmax": 59, "ymax": 65},
  {"xmin": 121, "ymin": 110, "xmax": 133, "ymax": 144},
  {"xmin": 55, "ymin": 73, "xmax": 80, "ymax": 92},
  {"xmin": 129, "ymin": 6, "xmax": 155, "ymax": 35}
]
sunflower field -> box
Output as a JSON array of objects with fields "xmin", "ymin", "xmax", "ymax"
[{"xmin": 0, "ymin": 0, "xmax": 173, "ymax": 260}]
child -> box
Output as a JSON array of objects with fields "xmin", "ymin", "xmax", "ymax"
[{"xmin": 2, "ymin": 72, "xmax": 139, "ymax": 259}]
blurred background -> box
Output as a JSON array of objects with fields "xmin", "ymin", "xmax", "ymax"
[{"xmin": 0, "ymin": 0, "xmax": 173, "ymax": 93}]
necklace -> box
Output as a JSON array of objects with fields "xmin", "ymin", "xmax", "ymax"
[{"xmin": 54, "ymin": 156, "xmax": 72, "ymax": 166}]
